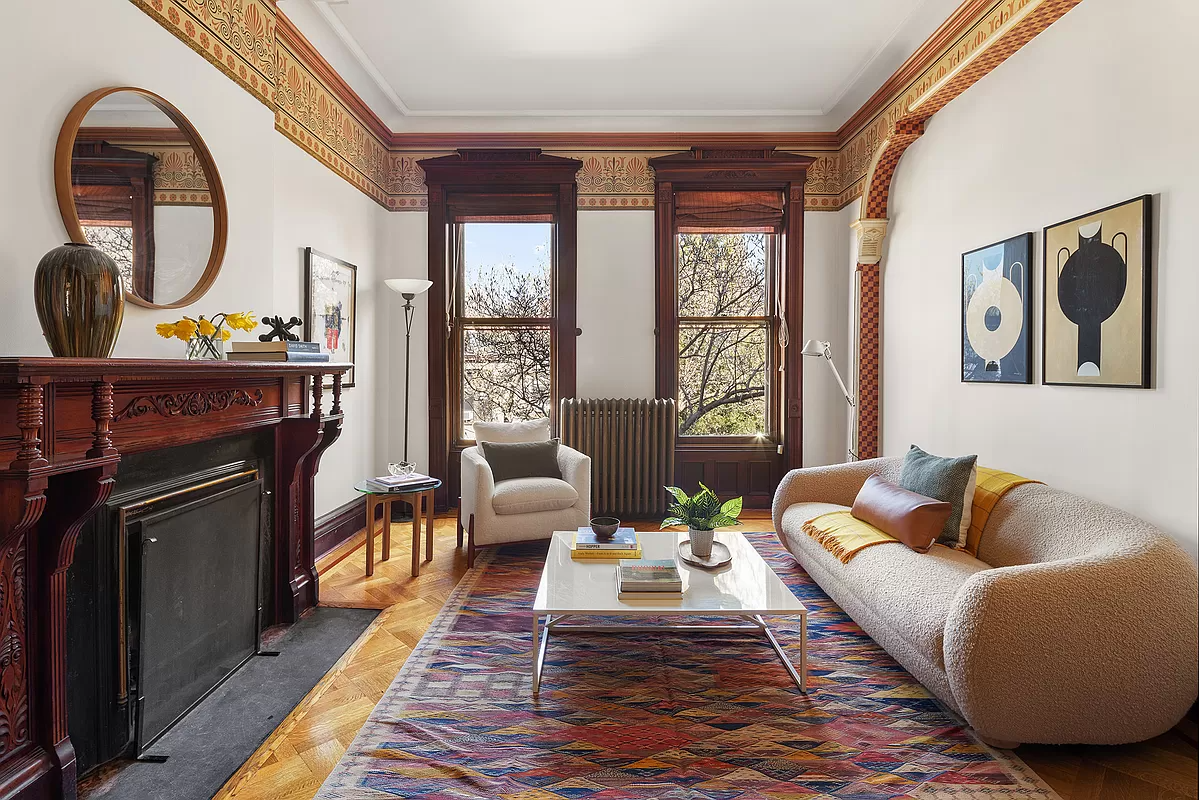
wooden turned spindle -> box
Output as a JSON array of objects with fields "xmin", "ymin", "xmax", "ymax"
[
  {"xmin": 331, "ymin": 374, "xmax": 343, "ymax": 416},
  {"xmin": 88, "ymin": 381, "xmax": 115, "ymax": 458},
  {"xmin": 14, "ymin": 385, "xmax": 48, "ymax": 468},
  {"xmin": 311, "ymin": 374, "xmax": 324, "ymax": 419}
]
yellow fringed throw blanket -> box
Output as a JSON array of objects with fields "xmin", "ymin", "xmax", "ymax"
[
  {"xmin": 802, "ymin": 466, "xmax": 1042, "ymax": 563},
  {"xmin": 802, "ymin": 511, "xmax": 893, "ymax": 564}
]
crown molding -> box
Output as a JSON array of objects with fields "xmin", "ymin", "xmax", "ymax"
[
  {"xmin": 128, "ymin": 0, "xmax": 1080, "ymax": 212},
  {"xmin": 275, "ymin": 10, "xmax": 393, "ymax": 144},
  {"xmin": 836, "ymin": 0, "xmax": 997, "ymax": 140}
]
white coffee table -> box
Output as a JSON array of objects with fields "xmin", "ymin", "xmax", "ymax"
[{"xmin": 531, "ymin": 530, "xmax": 808, "ymax": 696}]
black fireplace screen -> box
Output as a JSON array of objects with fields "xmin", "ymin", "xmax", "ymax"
[{"xmin": 135, "ymin": 480, "xmax": 262, "ymax": 750}]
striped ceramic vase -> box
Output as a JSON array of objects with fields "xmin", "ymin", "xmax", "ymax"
[{"xmin": 34, "ymin": 243, "xmax": 125, "ymax": 357}]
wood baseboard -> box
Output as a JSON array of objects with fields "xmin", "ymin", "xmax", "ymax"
[{"xmin": 314, "ymin": 496, "xmax": 366, "ymax": 559}]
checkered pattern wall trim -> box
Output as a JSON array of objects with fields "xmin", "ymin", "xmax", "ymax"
[
  {"xmin": 856, "ymin": 263, "xmax": 881, "ymax": 460},
  {"xmin": 854, "ymin": 0, "xmax": 1083, "ymax": 456}
]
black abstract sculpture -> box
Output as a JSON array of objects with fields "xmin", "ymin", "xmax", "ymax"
[
  {"xmin": 1057, "ymin": 222, "xmax": 1128, "ymax": 377},
  {"xmin": 258, "ymin": 315, "xmax": 304, "ymax": 342}
]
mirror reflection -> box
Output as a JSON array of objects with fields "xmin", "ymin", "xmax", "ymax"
[{"xmin": 71, "ymin": 91, "xmax": 215, "ymax": 306}]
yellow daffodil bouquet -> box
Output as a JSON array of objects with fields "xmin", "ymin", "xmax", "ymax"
[{"xmin": 156, "ymin": 311, "xmax": 258, "ymax": 359}]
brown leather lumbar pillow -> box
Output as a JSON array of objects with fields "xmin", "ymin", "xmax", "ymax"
[{"xmin": 851, "ymin": 474, "xmax": 953, "ymax": 554}]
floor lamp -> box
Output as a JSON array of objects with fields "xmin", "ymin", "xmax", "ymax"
[
  {"xmin": 385, "ymin": 278, "xmax": 433, "ymax": 474},
  {"xmin": 801, "ymin": 339, "xmax": 857, "ymax": 461}
]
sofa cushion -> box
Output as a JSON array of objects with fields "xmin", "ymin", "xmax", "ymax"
[
  {"xmin": 899, "ymin": 445, "xmax": 978, "ymax": 548},
  {"xmin": 474, "ymin": 418, "xmax": 551, "ymax": 444},
  {"xmin": 491, "ymin": 477, "xmax": 579, "ymax": 516},
  {"xmin": 781, "ymin": 502, "xmax": 991, "ymax": 668},
  {"xmin": 851, "ymin": 474, "xmax": 952, "ymax": 553}
]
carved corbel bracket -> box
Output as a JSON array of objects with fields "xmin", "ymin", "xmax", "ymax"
[{"xmin": 851, "ymin": 218, "xmax": 889, "ymax": 267}]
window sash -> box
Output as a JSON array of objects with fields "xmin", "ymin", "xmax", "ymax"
[
  {"xmin": 673, "ymin": 232, "xmax": 781, "ymax": 442},
  {"xmin": 450, "ymin": 219, "xmax": 558, "ymax": 447}
]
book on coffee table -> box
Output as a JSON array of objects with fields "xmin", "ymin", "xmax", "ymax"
[
  {"xmin": 573, "ymin": 528, "xmax": 638, "ymax": 550},
  {"xmin": 615, "ymin": 559, "xmax": 683, "ymax": 593}
]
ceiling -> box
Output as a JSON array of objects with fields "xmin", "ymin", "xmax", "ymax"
[{"xmin": 297, "ymin": 0, "xmax": 966, "ymax": 132}]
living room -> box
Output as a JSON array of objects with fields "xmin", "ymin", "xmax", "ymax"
[{"xmin": 1, "ymin": 0, "xmax": 1196, "ymax": 798}]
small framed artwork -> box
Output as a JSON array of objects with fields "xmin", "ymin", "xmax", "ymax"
[
  {"xmin": 962, "ymin": 232, "xmax": 1034, "ymax": 383},
  {"xmin": 305, "ymin": 247, "xmax": 357, "ymax": 388},
  {"xmin": 1043, "ymin": 195, "xmax": 1152, "ymax": 388}
]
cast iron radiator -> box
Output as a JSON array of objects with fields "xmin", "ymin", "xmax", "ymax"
[{"xmin": 559, "ymin": 398, "xmax": 676, "ymax": 517}]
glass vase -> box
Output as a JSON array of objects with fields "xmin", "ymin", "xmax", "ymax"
[{"xmin": 185, "ymin": 335, "xmax": 225, "ymax": 360}]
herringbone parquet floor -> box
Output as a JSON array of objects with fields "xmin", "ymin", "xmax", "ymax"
[{"xmin": 215, "ymin": 512, "xmax": 1197, "ymax": 800}]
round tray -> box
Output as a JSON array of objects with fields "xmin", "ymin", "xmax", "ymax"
[{"xmin": 678, "ymin": 539, "xmax": 732, "ymax": 569}]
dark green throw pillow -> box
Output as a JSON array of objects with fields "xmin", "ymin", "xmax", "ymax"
[
  {"xmin": 898, "ymin": 445, "xmax": 977, "ymax": 547},
  {"xmin": 480, "ymin": 439, "xmax": 562, "ymax": 483}
]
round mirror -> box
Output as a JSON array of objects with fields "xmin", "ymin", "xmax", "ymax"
[{"xmin": 55, "ymin": 87, "xmax": 227, "ymax": 309}]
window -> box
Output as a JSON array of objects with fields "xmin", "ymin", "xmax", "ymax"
[
  {"xmin": 676, "ymin": 231, "xmax": 775, "ymax": 437},
  {"xmin": 420, "ymin": 149, "xmax": 581, "ymax": 507},
  {"xmin": 455, "ymin": 222, "xmax": 555, "ymax": 442},
  {"xmin": 649, "ymin": 147, "xmax": 812, "ymax": 505},
  {"xmin": 81, "ymin": 222, "xmax": 136, "ymax": 289}
]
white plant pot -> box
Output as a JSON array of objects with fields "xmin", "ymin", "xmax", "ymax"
[{"xmin": 688, "ymin": 528, "xmax": 715, "ymax": 558}]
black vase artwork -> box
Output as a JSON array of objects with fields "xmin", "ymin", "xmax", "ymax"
[
  {"xmin": 1043, "ymin": 195, "xmax": 1151, "ymax": 388},
  {"xmin": 1056, "ymin": 221, "xmax": 1127, "ymax": 377}
]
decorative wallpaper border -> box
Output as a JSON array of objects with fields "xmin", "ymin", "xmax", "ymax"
[{"xmin": 128, "ymin": 0, "xmax": 1075, "ymax": 213}]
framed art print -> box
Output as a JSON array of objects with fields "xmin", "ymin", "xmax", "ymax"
[
  {"xmin": 1043, "ymin": 195, "xmax": 1151, "ymax": 388},
  {"xmin": 962, "ymin": 232, "xmax": 1033, "ymax": 383},
  {"xmin": 305, "ymin": 247, "xmax": 357, "ymax": 388}
]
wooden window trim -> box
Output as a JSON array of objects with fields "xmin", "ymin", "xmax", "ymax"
[
  {"xmin": 421, "ymin": 149, "xmax": 582, "ymax": 509},
  {"xmin": 649, "ymin": 147, "xmax": 814, "ymax": 472}
]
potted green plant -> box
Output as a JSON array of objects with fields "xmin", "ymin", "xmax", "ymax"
[{"xmin": 661, "ymin": 483, "xmax": 743, "ymax": 558}]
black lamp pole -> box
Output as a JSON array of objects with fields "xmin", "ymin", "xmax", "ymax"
[{"xmin": 401, "ymin": 292, "xmax": 416, "ymax": 464}]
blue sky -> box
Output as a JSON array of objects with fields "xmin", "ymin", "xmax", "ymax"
[{"xmin": 463, "ymin": 222, "xmax": 551, "ymax": 286}]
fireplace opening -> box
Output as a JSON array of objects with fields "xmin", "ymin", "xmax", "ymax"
[{"xmin": 67, "ymin": 433, "xmax": 273, "ymax": 776}]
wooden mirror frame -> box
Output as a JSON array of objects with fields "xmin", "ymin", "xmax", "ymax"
[{"xmin": 55, "ymin": 87, "xmax": 229, "ymax": 309}]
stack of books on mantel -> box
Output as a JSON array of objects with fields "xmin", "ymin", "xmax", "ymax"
[
  {"xmin": 365, "ymin": 472, "xmax": 438, "ymax": 493},
  {"xmin": 228, "ymin": 341, "xmax": 330, "ymax": 362},
  {"xmin": 570, "ymin": 527, "xmax": 641, "ymax": 560},
  {"xmin": 616, "ymin": 559, "xmax": 684, "ymax": 593}
]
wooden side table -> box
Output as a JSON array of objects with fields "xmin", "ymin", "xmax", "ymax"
[{"xmin": 353, "ymin": 479, "xmax": 441, "ymax": 577}]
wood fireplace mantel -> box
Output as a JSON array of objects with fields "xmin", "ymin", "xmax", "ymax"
[{"xmin": 0, "ymin": 357, "xmax": 351, "ymax": 800}]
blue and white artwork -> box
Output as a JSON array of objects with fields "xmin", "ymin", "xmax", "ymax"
[{"xmin": 962, "ymin": 233, "xmax": 1032, "ymax": 383}]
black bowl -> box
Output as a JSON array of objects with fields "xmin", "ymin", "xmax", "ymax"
[{"xmin": 589, "ymin": 516, "xmax": 621, "ymax": 539}]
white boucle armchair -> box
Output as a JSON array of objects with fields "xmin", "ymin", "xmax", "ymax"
[{"xmin": 457, "ymin": 420, "xmax": 590, "ymax": 568}]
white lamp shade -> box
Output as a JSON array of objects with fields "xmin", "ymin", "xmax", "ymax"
[
  {"xmin": 385, "ymin": 278, "xmax": 433, "ymax": 295},
  {"xmin": 801, "ymin": 339, "xmax": 828, "ymax": 357}
]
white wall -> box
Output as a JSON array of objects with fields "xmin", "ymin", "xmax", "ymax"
[
  {"xmin": 272, "ymin": 136, "xmax": 387, "ymax": 515},
  {"xmin": 577, "ymin": 211, "xmax": 656, "ymax": 399},
  {"xmin": 803, "ymin": 207, "xmax": 854, "ymax": 466},
  {"xmin": 881, "ymin": 0, "xmax": 1198, "ymax": 557}
]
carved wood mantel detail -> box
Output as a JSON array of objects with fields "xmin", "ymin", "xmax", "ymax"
[
  {"xmin": 114, "ymin": 388, "xmax": 265, "ymax": 420},
  {"xmin": 0, "ymin": 357, "xmax": 350, "ymax": 800}
]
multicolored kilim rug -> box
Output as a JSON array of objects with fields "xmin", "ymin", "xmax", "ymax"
[{"xmin": 317, "ymin": 533, "xmax": 1059, "ymax": 799}]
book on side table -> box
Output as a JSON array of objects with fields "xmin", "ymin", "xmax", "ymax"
[
  {"xmin": 616, "ymin": 558, "xmax": 683, "ymax": 593},
  {"xmin": 365, "ymin": 472, "xmax": 438, "ymax": 492}
]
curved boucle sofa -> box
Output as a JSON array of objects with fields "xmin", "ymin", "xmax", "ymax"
[{"xmin": 772, "ymin": 457, "xmax": 1199, "ymax": 748}]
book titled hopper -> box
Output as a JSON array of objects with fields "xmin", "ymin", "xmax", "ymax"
[
  {"xmin": 573, "ymin": 528, "xmax": 638, "ymax": 550},
  {"xmin": 616, "ymin": 559, "xmax": 683, "ymax": 593}
]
